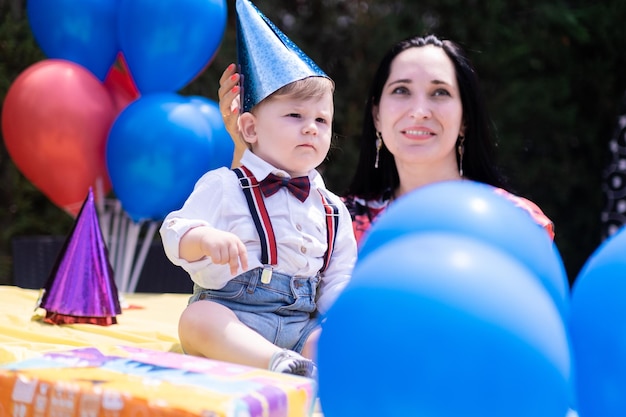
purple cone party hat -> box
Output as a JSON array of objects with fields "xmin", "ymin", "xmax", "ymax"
[
  {"xmin": 236, "ymin": 0, "xmax": 330, "ymax": 112},
  {"xmin": 38, "ymin": 188, "xmax": 121, "ymax": 326}
]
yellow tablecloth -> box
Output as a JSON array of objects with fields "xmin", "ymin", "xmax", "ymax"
[
  {"xmin": 0, "ymin": 286, "xmax": 322, "ymax": 417},
  {"xmin": 0, "ymin": 285, "xmax": 187, "ymax": 364}
]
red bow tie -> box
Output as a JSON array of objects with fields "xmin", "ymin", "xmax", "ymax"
[{"xmin": 259, "ymin": 173, "xmax": 310, "ymax": 202}]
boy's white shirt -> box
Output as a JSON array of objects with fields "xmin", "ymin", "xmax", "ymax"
[{"xmin": 160, "ymin": 149, "xmax": 357, "ymax": 315}]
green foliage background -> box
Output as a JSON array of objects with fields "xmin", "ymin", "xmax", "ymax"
[{"xmin": 1, "ymin": 0, "xmax": 625, "ymax": 286}]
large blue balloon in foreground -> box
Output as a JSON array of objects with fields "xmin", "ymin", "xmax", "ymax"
[
  {"xmin": 358, "ymin": 180, "xmax": 569, "ymax": 318},
  {"xmin": 570, "ymin": 226, "xmax": 626, "ymax": 417},
  {"xmin": 319, "ymin": 233, "xmax": 571, "ymax": 417}
]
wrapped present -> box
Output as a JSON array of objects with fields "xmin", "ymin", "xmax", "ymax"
[{"xmin": 0, "ymin": 346, "xmax": 317, "ymax": 417}]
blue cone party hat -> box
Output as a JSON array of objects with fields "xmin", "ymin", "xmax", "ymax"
[
  {"xmin": 236, "ymin": 0, "xmax": 330, "ymax": 112},
  {"xmin": 38, "ymin": 188, "xmax": 121, "ymax": 326}
]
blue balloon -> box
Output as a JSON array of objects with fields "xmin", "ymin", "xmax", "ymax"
[
  {"xmin": 106, "ymin": 93, "xmax": 215, "ymax": 222},
  {"xmin": 319, "ymin": 233, "xmax": 572, "ymax": 417},
  {"xmin": 27, "ymin": 0, "xmax": 119, "ymax": 81},
  {"xmin": 118, "ymin": 0, "xmax": 227, "ymax": 93},
  {"xmin": 188, "ymin": 96, "xmax": 234, "ymax": 169},
  {"xmin": 570, "ymin": 226, "xmax": 626, "ymax": 417},
  {"xmin": 358, "ymin": 180, "xmax": 569, "ymax": 319}
]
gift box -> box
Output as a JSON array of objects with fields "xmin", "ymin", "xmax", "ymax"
[{"xmin": 0, "ymin": 346, "xmax": 317, "ymax": 417}]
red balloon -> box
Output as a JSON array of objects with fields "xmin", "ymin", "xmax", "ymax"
[
  {"xmin": 2, "ymin": 59, "xmax": 116, "ymax": 216},
  {"xmin": 104, "ymin": 52, "xmax": 140, "ymax": 113}
]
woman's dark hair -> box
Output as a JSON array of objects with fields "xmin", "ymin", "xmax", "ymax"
[{"xmin": 346, "ymin": 34, "xmax": 508, "ymax": 200}]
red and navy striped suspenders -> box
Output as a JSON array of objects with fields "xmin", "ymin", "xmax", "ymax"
[{"xmin": 233, "ymin": 166, "xmax": 339, "ymax": 282}]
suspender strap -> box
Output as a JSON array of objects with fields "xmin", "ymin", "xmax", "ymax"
[
  {"xmin": 234, "ymin": 166, "xmax": 278, "ymax": 266},
  {"xmin": 234, "ymin": 165, "xmax": 338, "ymax": 273},
  {"xmin": 318, "ymin": 189, "xmax": 339, "ymax": 273}
]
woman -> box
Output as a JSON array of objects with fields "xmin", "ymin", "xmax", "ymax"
[{"xmin": 219, "ymin": 34, "xmax": 554, "ymax": 241}]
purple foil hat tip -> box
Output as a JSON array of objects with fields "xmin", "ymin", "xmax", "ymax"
[
  {"xmin": 236, "ymin": 0, "xmax": 330, "ymax": 112},
  {"xmin": 40, "ymin": 188, "xmax": 121, "ymax": 324}
]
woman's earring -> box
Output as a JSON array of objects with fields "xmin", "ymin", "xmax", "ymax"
[
  {"xmin": 375, "ymin": 131, "xmax": 383, "ymax": 169},
  {"xmin": 457, "ymin": 135, "xmax": 465, "ymax": 177}
]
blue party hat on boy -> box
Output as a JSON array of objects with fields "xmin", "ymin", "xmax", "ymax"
[{"xmin": 236, "ymin": 0, "xmax": 330, "ymax": 112}]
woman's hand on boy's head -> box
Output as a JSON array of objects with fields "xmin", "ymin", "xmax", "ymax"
[
  {"xmin": 200, "ymin": 227, "xmax": 249, "ymax": 276},
  {"xmin": 219, "ymin": 63, "xmax": 247, "ymax": 167},
  {"xmin": 219, "ymin": 63, "xmax": 242, "ymax": 138}
]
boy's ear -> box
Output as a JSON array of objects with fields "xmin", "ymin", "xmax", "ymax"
[{"xmin": 238, "ymin": 112, "xmax": 258, "ymax": 144}]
